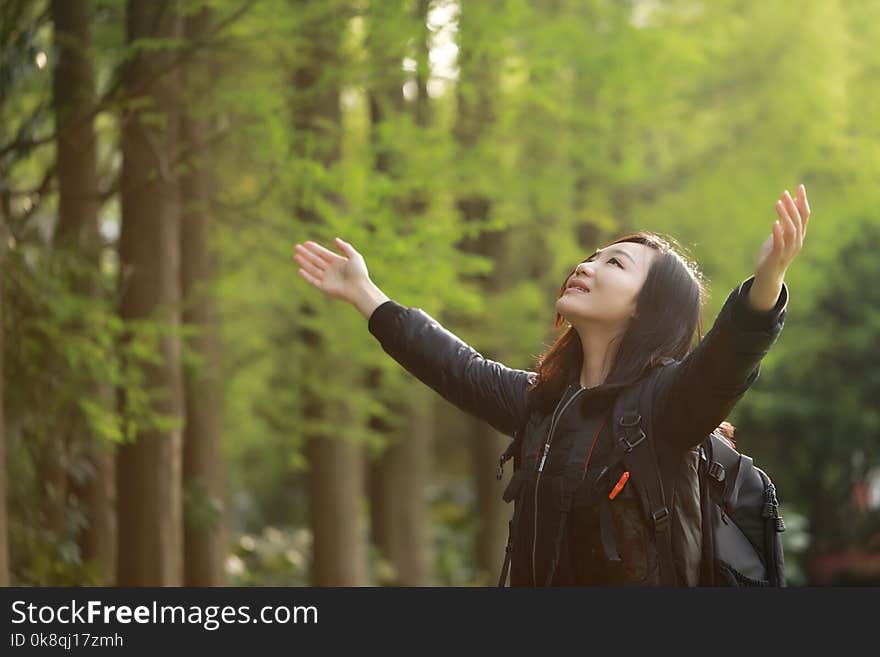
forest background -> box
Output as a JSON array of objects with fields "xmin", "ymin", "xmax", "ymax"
[{"xmin": 2, "ymin": 0, "xmax": 879, "ymax": 587}]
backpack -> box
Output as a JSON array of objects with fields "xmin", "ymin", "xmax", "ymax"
[{"xmin": 497, "ymin": 364, "xmax": 786, "ymax": 587}]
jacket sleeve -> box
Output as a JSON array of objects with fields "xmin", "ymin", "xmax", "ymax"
[
  {"xmin": 652, "ymin": 275, "xmax": 788, "ymax": 451},
  {"xmin": 367, "ymin": 300, "xmax": 535, "ymax": 438}
]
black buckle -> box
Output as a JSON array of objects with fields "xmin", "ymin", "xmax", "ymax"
[
  {"xmin": 620, "ymin": 429, "xmax": 646, "ymax": 453},
  {"xmin": 497, "ymin": 442, "xmax": 516, "ymax": 481},
  {"xmin": 707, "ymin": 461, "xmax": 725, "ymax": 482},
  {"xmin": 619, "ymin": 413, "xmax": 641, "ymax": 427},
  {"xmin": 652, "ymin": 507, "xmax": 670, "ymax": 532}
]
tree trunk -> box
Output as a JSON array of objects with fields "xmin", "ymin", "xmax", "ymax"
[
  {"xmin": 51, "ymin": 0, "xmax": 117, "ymax": 585},
  {"xmin": 306, "ymin": 435, "xmax": 366, "ymax": 585},
  {"xmin": 365, "ymin": 0, "xmax": 432, "ymax": 586},
  {"xmin": 471, "ymin": 418, "xmax": 508, "ymax": 581},
  {"xmin": 291, "ymin": 7, "xmax": 368, "ymax": 586},
  {"xmin": 76, "ymin": 448, "xmax": 116, "ymax": 583},
  {"xmin": 116, "ymin": 0, "xmax": 184, "ymax": 586},
  {"xmin": 180, "ymin": 5, "xmax": 226, "ymax": 587},
  {"xmin": 368, "ymin": 389, "xmax": 433, "ymax": 585},
  {"xmin": 453, "ymin": 2, "xmax": 509, "ymax": 584}
]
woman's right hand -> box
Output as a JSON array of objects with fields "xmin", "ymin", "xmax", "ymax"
[{"xmin": 293, "ymin": 237, "xmax": 371, "ymax": 305}]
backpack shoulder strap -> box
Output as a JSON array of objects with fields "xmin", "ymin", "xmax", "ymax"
[
  {"xmin": 497, "ymin": 406, "xmax": 532, "ymax": 481},
  {"xmin": 610, "ymin": 364, "xmax": 679, "ymax": 586},
  {"xmin": 703, "ymin": 433, "xmax": 742, "ymax": 505},
  {"xmin": 497, "ymin": 414, "xmax": 532, "ymax": 587}
]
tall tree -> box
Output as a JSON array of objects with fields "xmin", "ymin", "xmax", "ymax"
[
  {"xmin": 289, "ymin": 2, "xmax": 368, "ymax": 586},
  {"xmin": 180, "ymin": 4, "xmax": 227, "ymax": 587},
  {"xmin": 364, "ymin": 0, "xmax": 433, "ymax": 586},
  {"xmin": 116, "ymin": 0, "xmax": 184, "ymax": 586},
  {"xmin": 51, "ymin": 0, "xmax": 116, "ymax": 585},
  {"xmin": 452, "ymin": 1, "xmax": 510, "ymax": 584}
]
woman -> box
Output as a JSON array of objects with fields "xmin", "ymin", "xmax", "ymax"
[{"xmin": 292, "ymin": 185, "xmax": 810, "ymax": 586}]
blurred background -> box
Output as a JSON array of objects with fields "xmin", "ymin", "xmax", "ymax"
[{"xmin": 1, "ymin": 0, "xmax": 878, "ymax": 587}]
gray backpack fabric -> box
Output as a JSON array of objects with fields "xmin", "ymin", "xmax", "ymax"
[{"xmin": 698, "ymin": 431, "xmax": 786, "ymax": 586}]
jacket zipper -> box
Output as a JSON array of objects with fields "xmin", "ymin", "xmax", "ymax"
[{"xmin": 532, "ymin": 384, "xmax": 586, "ymax": 586}]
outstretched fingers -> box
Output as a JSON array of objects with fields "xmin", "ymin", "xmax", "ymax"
[
  {"xmin": 774, "ymin": 202, "xmax": 792, "ymax": 251},
  {"xmin": 771, "ymin": 218, "xmax": 785, "ymax": 252},
  {"xmin": 776, "ymin": 193, "xmax": 798, "ymax": 248},
  {"xmin": 796, "ymin": 184, "xmax": 810, "ymax": 236},
  {"xmin": 293, "ymin": 243, "xmax": 329, "ymax": 278},
  {"xmin": 297, "ymin": 266, "xmax": 321, "ymax": 288},
  {"xmin": 310, "ymin": 240, "xmax": 347, "ymax": 263},
  {"xmin": 783, "ymin": 189, "xmax": 804, "ymax": 247}
]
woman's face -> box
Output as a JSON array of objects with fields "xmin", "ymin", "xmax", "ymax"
[{"xmin": 556, "ymin": 241, "xmax": 657, "ymax": 330}]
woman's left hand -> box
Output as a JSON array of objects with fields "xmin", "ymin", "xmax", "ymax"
[{"xmin": 755, "ymin": 184, "xmax": 811, "ymax": 283}]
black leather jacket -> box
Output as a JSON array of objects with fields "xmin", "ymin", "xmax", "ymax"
[{"xmin": 368, "ymin": 275, "xmax": 788, "ymax": 585}]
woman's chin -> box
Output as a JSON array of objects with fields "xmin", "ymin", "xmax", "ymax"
[{"xmin": 556, "ymin": 295, "xmax": 586, "ymax": 313}]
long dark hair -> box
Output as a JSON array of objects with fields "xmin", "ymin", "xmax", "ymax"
[{"xmin": 527, "ymin": 232, "xmax": 707, "ymax": 415}]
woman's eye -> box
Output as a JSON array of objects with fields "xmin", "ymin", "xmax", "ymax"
[{"xmin": 609, "ymin": 257, "xmax": 622, "ymax": 267}]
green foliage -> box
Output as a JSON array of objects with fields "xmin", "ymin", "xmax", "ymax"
[
  {"xmin": 3, "ymin": 0, "xmax": 879, "ymax": 585},
  {"xmin": 778, "ymin": 506, "xmax": 810, "ymax": 587},
  {"xmin": 738, "ymin": 222, "xmax": 880, "ymax": 570},
  {"xmin": 8, "ymin": 513, "xmax": 101, "ymax": 586},
  {"xmin": 183, "ymin": 481, "xmax": 225, "ymax": 533},
  {"xmin": 1, "ymin": 242, "xmax": 189, "ymax": 582},
  {"xmin": 226, "ymin": 526, "xmax": 311, "ymax": 586},
  {"xmin": 429, "ymin": 480, "xmax": 481, "ymax": 586}
]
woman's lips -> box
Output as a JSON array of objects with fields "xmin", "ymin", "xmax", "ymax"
[{"xmin": 565, "ymin": 287, "xmax": 589, "ymax": 294}]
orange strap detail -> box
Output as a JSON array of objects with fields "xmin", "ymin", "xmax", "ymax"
[{"xmin": 608, "ymin": 471, "xmax": 630, "ymax": 500}]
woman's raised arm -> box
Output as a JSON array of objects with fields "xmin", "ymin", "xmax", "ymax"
[
  {"xmin": 293, "ymin": 238, "xmax": 533, "ymax": 437},
  {"xmin": 653, "ymin": 184, "xmax": 810, "ymax": 450}
]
